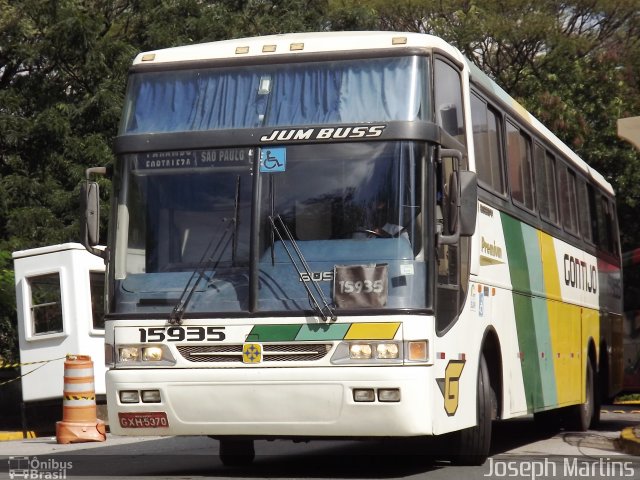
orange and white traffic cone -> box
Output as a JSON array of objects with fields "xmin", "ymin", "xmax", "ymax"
[{"xmin": 55, "ymin": 354, "xmax": 106, "ymax": 444}]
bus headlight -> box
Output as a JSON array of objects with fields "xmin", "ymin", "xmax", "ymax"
[
  {"xmin": 119, "ymin": 346, "xmax": 141, "ymax": 363},
  {"xmin": 116, "ymin": 345, "xmax": 176, "ymax": 366},
  {"xmin": 331, "ymin": 340, "xmax": 429, "ymax": 364},
  {"xmin": 349, "ymin": 344, "xmax": 373, "ymax": 359},
  {"xmin": 376, "ymin": 343, "xmax": 400, "ymax": 359},
  {"xmin": 332, "ymin": 341, "xmax": 402, "ymax": 364},
  {"xmin": 142, "ymin": 346, "xmax": 164, "ymax": 362}
]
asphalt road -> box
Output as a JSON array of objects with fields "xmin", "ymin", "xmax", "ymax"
[{"xmin": 0, "ymin": 410, "xmax": 638, "ymax": 480}]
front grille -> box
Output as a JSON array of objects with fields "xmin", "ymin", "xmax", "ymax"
[
  {"xmin": 177, "ymin": 344, "xmax": 242, "ymax": 363},
  {"xmin": 176, "ymin": 343, "xmax": 332, "ymax": 363}
]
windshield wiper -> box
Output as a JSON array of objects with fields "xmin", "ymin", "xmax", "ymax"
[
  {"xmin": 170, "ymin": 175, "xmax": 242, "ymax": 325},
  {"xmin": 268, "ymin": 214, "xmax": 336, "ymax": 322},
  {"xmin": 169, "ymin": 219, "xmax": 235, "ymax": 325}
]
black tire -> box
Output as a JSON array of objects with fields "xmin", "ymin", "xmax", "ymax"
[
  {"xmin": 450, "ymin": 354, "xmax": 493, "ymax": 465},
  {"xmin": 561, "ymin": 360, "xmax": 595, "ymax": 432},
  {"xmin": 219, "ymin": 438, "xmax": 255, "ymax": 467}
]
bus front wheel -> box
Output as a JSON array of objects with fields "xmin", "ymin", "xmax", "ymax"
[
  {"xmin": 450, "ymin": 354, "xmax": 493, "ymax": 465},
  {"xmin": 219, "ymin": 438, "xmax": 255, "ymax": 467}
]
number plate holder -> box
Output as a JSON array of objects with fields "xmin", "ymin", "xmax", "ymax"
[
  {"xmin": 333, "ymin": 264, "xmax": 388, "ymax": 308},
  {"xmin": 118, "ymin": 412, "xmax": 169, "ymax": 429}
]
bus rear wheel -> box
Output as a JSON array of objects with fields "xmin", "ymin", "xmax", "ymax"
[
  {"xmin": 561, "ymin": 360, "xmax": 595, "ymax": 432},
  {"xmin": 450, "ymin": 354, "xmax": 493, "ymax": 465},
  {"xmin": 219, "ymin": 438, "xmax": 255, "ymax": 467}
]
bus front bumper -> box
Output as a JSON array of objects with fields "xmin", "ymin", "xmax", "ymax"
[{"xmin": 106, "ymin": 366, "xmax": 433, "ymax": 437}]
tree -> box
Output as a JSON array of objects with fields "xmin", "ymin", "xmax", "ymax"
[
  {"xmin": 0, "ymin": 0, "xmax": 330, "ymax": 361},
  {"xmin": 329, "ymin": 0, "xmax": 640, "ymax": 249},
  {"xmin": 1, "ymin": 1, "xmax": 639, "ymax": 362}
]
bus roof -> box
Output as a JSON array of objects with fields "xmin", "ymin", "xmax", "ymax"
[
  {"xmin": 132, "ymin": 31, "xmax": 464, "ymax": 66},
  {"xmin": 131, "ymin": 31, "xmax": 614, "ymax": 196}
]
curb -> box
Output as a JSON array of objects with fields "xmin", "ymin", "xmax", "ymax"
[
  {"xmin": 0, "ymin": 431, "xmax": 36, "ymax": 441},
  {"xmin": 618, "ymin": 426, "xmax": 640, "ymax": 456}
]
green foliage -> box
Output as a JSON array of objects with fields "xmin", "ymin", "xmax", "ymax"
[
  {"xmin": 1, "ymin": 0, "xmax": 640, "ymax": 360},
  {"xmin": 0, "ymin": 251, "xmax": 17, "ymax": 362},
  {"xmin": 333, "ymin": 0, "xmax": 640, "ymax": 249}
]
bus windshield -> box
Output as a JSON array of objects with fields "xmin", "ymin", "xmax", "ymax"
[
  {"xmin": 119, "ymin": 56, "xmax": 430, "ymax": 134},
  {"xmin": 113, "ymin": 141, "xmax": 428, "ymax": 315}
]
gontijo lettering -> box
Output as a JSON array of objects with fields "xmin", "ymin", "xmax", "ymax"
[{"xmin": 563, "ymin": 254, "xmax": 597, "ymax": 293}]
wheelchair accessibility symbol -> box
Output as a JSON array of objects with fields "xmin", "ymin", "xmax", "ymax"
[{"xmin": 260, "ymin": 147, "xmax": 286, "ymax": 172}]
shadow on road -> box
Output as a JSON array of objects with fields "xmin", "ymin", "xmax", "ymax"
[{"xmin": 29, "ymin": 410, "xmax": 638, "ymax": 478}]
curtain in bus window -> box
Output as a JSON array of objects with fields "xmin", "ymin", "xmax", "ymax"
[
  {"xmin": 129, "ymin": 72, "xmax": 263, "ymax": 132},
  {"xmin": 266, "ymin": 66, "xmax": 342, "ymax": 125},
  {"xmin": 124, "ymin": 57, "xmax": 424, "ymax": 134},
  {"xmin": 336, "ymin": 57, "xmax": 422, "ymax": 123}
]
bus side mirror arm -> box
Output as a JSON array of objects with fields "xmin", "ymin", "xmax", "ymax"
[{"xmin": 81, "ymin": 167, "xmax": 108, "ymax": 259}]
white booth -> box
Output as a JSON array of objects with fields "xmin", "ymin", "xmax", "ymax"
[{"xmin": 13, "ymin": 243, "xmax": 106, "ymax": 404}]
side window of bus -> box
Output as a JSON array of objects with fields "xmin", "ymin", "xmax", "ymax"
[
  {"xmin": 594, "ymin": 194, "xmax": 619, "ymax": 256},
  {"xmin": 587, "ymin": 183, "xmax": 599, "ymax": 245},
  {"xmin": 558, "ymin": 164, "xmax": 579, "ymax": 236},
  {"xmin": 576, "ymin": 177, "xmax": 592, "ymax": 243},
  {"xmin": 506, "ymin": 120, "xmax": 535, "ymax": 211},
  {"xmin": 434, "ymin": 58, "xmax": 464, "ymax": 145},
  {"xmin": 610, "ymin": 200, "xmax": 621, "ymax": 257},
  {"xmin": 471, "ymin": 92, "xmax": 505, "ymax": 194},
  {"xmin": 533, "ymin": 144, "xmax": 559, "ymax": 225}
]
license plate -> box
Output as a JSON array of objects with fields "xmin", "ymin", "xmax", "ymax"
[{"xmin": 118, "ymin": 412, "xmax": 169, "ymax": 428}]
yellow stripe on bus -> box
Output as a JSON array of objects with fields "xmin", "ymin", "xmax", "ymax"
[
  {"xmin": 539, "ymin": 231, "xmax": 579, "ymax": 405},
  {"xmin": 344, "ymin": 322, "xmax": 401, "ymax": 340}
]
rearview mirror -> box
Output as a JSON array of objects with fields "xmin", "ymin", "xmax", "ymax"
[
  {"xmin": 458, "ymin": 170, "xmax": 477, "ymax": 237},
  {"xmin": 81, "ymin": 181, "xmax": 100, "ymax": 247},
  {"xmin": 437, "ymin": 148, "xmax": 477, "ymax": 246}
]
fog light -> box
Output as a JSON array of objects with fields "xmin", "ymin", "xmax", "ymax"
[
  {"xmin": 141, "ymin": 390, "xmax": 161, "ymax": 403},
  {"xmin": 143, "ymin": 347, "xmax": 163, "ymax": 362},
  {"xmin": 378, "ymin": 388, "xmax": 401, "ymax": 402},
  {"xmin": 119, "ymin": 347, "xmax": 140, "ymax": 363},
  {"xmin": 376, "ymin": 343, "xmax": 400, "ymax": 359},
  {"xmin": 349, "ymin": 344, "xmax": 372, "ymax": 359},
  {"xmin": 353, "ymin": 389, "xmax": 375, "ymax": 402},
  {"xmin": 120, "ymin": 390, "xmax": 140, "ymax": 404},
  {"xmin": 407, "ymin": 341, "xmax": 428, "ymax": 361}
]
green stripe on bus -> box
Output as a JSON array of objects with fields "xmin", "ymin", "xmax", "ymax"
[
  {"xmin": 246, "ymin": 324, "xmax": 302, "ymax": 342},
  {"xmin": 502, "ymin": 213, "xmax": 558, "ymax": 411},
  {"xmin": 521, "ymin": 224, "xmax": 558, "ymax": 408},
  {"xmin": 295, "ymin": 323, "xmax": 351, "ymax": 341},
  {"xmin": 511, "ymin": 294, "xmax": 541, "ymax": 410},
  {"xmin": 501, "ymin": 213, "xmax": 530, "ymax": 293}
]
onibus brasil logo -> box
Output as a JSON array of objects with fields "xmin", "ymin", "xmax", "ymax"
[{"xmin": 8, "ymin": 457, "xmax": 72, "ymax": 479}]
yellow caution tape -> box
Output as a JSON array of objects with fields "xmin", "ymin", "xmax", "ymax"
[
  {"xmin": 0, "ymin": 356, "xmax": 66, "ymax": 387},
  {"xmin": 0, "ymin": 356, "xmax": 66, "ymax": 369}
]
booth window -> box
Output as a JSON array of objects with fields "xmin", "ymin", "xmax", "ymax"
[
  {"xmin": 90, "ymin": 271, "xmax": 105, "ymax": 330},
  {"xmin": 28, "ymin": 273, "xmax": 63, "ymax": 335}
]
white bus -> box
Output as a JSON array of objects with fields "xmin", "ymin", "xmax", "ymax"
[{"xmin": 81, "ymin": 31, "xmax": 623, "ymax": 465}]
